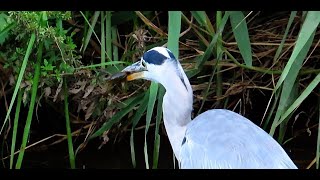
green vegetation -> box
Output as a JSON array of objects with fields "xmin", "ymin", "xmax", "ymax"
[{"xmin": 0, "ymin": 11, "xmax": 319, "ymax": 169}]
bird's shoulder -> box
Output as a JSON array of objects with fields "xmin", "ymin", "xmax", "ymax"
[
  {"xmin": 180, "ymin": 109, "xmax": 297, "ymax": 169},
  {"xmin": 186, "ymin": 109, "xmax": 259, "ymax": 136},
  {"xmin": 185, "ymin": 109, "xmax": 280, "ymax": 150}
]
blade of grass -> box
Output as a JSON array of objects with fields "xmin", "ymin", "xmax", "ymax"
[
  {"xmin": 106, "ymin": 11, "xmax": 112, "ymax": 62},
  {"xmin": 274, "ymin": 11, "xmax": 320, "ymax": 92},
  {"xmin": 302, "ymin": 11, "xmax": 308, "ymax": 21},
  {"xmin": 82, "ymin": 11, "xmax": 89, "ymax": 42},
  {"xmin": 274, "ymin": 30, "xmax": 314, "ymax": 139},
  {"xmin": 270, "ymin": 29, "xmax": 315, "ymax": 136},
  {"xmin": 181, "ymin": 13, "xmax": 209, "ymax": 47},
  {"xmin": 57, "ymin": 17, "xmax": 83, "ymax": 165},
  {"xmin": 112, "ymin": 27, "xmax": 119, "ymax": 61},
  {"xmin": 63, "ymin": 78, "xmax": 75, "ymax": 169},
  {"xmin": 75, "ymin": 61, "xmax": 127, "ymax": 70},
  {"xmin": 197, "ymin": 12, "xmax": 226, "ymax": 113},
  {"xmin": 277, "ymin": 72, "xmax": 320, "ymax": 126},
  {"xmin": 230, "ymin": 11, "xmax": 252, "ymax": 67},
  {"xmin": 197, "ymin": 50, "xmax": 221, "ymax": 116},
  {"xmin": 14, "ymin": 12, "xmax": 47, "ymax": 167},
  {"xmin": 191, "ymin": 11, "xmax": 207, "ymax": 27},
  {"xmin": 9, "ymin": 90, "xmax": 22, "ymax": 169},
  {"xmin": 273, "ymin": 11, "xmax": 297, "ymax": 62},
  {"xmin": 152, "ymin": 86, "xmax": 165, "ymax": 169},
  {"xmin": 167, "ymin": 11, "xmax": 181, "ymax": 57},
  {"xmin": 115, "ymin": 93, "xmax": 145, "ymax": 109},
  {"xmin": 0, "ymin": 33, "xmax": 36, "ymax": 135},
  {"xmin": 278, "ymin": 80, "xmax": 299, "ymax": 143},
  {"xmin": 262, "ymin": 91, "xmax": 280, "ymax": 130},
  {"xmin": 130, "ymin": 92, "xmax": 149, "ymax": 168},
  {"xmin": 111, "ymin": 26, "xmax": 121, "ymax": 71},
  {"xmin": 181, "ymin": 12, "xmax": 212, "ymax": 39},
  {"xmin": 261, "ymin": 11, "xmax": 297, "ymax": 130},
  {"xmin": 191, "ymin": 11, "xmax": 214, "ymax": 33},
  {"xmin": 80, "ymin": 11, "xmax": 100, "ymax": 53},
  {"xmin": 144, "ymin": 82, "xmax": 158, "ymax": 169},
  {"xmin": 196, "ymin": 12, "xmax": 229, "ymax": 70},
  {"xmin": 89, "ymin": 93, "xmax": 144, "ymax": 139},
  {"xmin": 186, "ymin": 12, "xmax": 229, "ymax": 79},
  {"xmin": 101, "ymin": 11, "xmax": 106, "ymax": 69},
  {"xmin": 15, "ymin": 36, "xmax": 43, "ymax": 169}
]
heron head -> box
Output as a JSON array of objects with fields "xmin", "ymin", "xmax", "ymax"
[{"xmin": 121, "ymin": 47, "xmax": 182, "ymax": 85}]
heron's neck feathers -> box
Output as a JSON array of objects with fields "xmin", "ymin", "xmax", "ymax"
[{"xmin": 161, "ymin": 64, "xmax": 193, "ymax": 161}]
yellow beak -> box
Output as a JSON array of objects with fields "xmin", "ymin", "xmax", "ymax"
[{"xmin": 126, "ymin": 72, "xmax": 145, "ymax": 81}]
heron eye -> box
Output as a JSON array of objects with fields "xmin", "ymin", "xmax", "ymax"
[{"xmin": 141, "ymin": 60, "xmax": 147, "ymax": 68}]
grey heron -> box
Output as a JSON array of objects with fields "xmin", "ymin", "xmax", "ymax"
[{"xmin": 113, "ymin": 46, "xmax": 297, "ymax": 169}]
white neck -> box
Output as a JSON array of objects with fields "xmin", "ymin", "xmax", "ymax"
[{"xmin": 160, "ymin": 63, "xmax": 193, "ymax": 162}]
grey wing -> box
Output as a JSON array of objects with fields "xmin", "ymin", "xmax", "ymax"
[{"xmin": 179, "ymin": 109, "xmax": 298, "ymax": 169}]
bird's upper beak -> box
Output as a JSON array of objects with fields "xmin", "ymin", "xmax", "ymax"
[{"xmin": 107, "ymin": 61, "xmax": 146, "ymax": 81}]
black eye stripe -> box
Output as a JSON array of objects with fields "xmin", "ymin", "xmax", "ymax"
[{"xmin": 166, "ymin": 49, "xmax": 176, "ymax": 59}]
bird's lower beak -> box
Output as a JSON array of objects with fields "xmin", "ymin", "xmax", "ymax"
[
  {"xmin": 106, "ymin": 61, "xmax": 146, "ymax": 81},
  {"xmin": 126, "ymin": 72, "xmax": 145, "ymax": 81}
]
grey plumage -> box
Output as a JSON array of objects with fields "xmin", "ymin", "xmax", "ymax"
[{"xmin": 119, "ymin": 46, "xmax": 297, "ymax": 169}]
